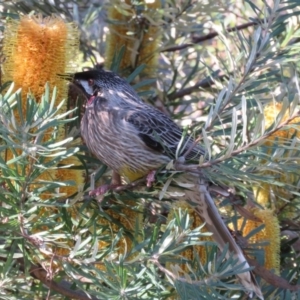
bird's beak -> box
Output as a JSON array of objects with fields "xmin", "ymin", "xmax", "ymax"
[
  {"xmin": 58, "ymin": 73, "xmax": 92, "ymax": 98},
  {"xmin": 74, "ymin": 79, "xmax": 93, "ymax": 97}
]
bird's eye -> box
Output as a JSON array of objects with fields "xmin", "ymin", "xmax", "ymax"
[{"xmin": 88, "ymin": 79, "xmax": 94, "ymax": 86}]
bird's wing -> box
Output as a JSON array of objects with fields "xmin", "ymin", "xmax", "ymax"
[{"xmin": 124, "ymin": 106, "xmax": 204, "ymax": 159}]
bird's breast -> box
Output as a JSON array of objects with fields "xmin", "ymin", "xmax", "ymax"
[{"xmin": 81, "ymin": 106, "xmax": 169, "ymax": 181}]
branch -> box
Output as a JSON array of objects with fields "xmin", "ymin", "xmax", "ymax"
[
  {"xmin": 246, "ymin": 255, "xmax": 300, "ymax": 292},
  {"xmin": 150, "ymin": 255, "xmax": 225, "ymax": 286},
  {"xmin": 167, "ymin": 70, "xmax": 227, "ymax": 101},
  {"xmin": 0, "ymin": 254, "xmax": 100, "ymax": 300},
  {"xmin": 174, "ymin": 110, "xmax": 300, "ymax": 171},
  {"xmin": 162, "ymin": 20, "xmax": 262, "ymax": 53},
  {"xmin": 26, "ymin": 261, "xmax": 100, "ymax": 300}
]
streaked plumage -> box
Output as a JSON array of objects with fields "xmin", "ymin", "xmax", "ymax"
[
  {"xmin": 72, "ymin": 69, "xmax": 263, "ymax": 299},
  {"xmin": 77, "ymin": 69, "xmax": 204, "ymax": 181}
]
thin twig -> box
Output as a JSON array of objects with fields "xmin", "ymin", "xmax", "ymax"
[
  {"xmin": 176, "ymin": 111, "xmax": 300, "ymax": 171},
  {"xmin": 29, "ymin": 263, "xmax": 101, "ymax": 300},
  {"xmin": 168, "ymin": 70, "xmax": 227, "ymax": 100},
  {"xmin": 0, "ymin": 256, "xmax": 101, "ymax": 300},
  {"xmin": 162, "ymin": 20, "xmax": 262, "ymax": 53},
  {"xmin": 246, "ymin": 255, "xmax": 300, "ymax": 291}
]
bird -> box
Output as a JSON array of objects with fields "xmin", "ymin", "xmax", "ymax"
[{"xmin": 69, "ymin": 68, "xmax": 263, "ymax": 299}]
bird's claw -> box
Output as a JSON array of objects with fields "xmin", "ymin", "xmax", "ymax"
[
  {"xmin": 89, "ymin": 184, "xmax": 119, "ymax": 196},
  {"xmin": 146, "ymin": 170, "xmax": 156, "ymax": 187}
]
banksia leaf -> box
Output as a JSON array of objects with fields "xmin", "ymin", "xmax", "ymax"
[
  {"xmin": 166, "ymin": 200, "xmax": 212, "ymax": 272},
  {"xmin": 56, "ymin": 155, "xmax": 84, "ymax": 197},
  {"xmin": 95, "ymin": 200, "xmax": 143, "ymax": 271}
]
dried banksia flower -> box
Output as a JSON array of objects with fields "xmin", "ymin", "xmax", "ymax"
[
  {"xmin": 105, "ymin": 0, "xmax": 162, "ymax": 79},
  {"xmin": 241, "ymin": 208, "xmax": 280, "ymax": 274}
]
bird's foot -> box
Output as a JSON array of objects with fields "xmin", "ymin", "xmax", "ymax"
[
  {"xmin": 146, "ymin": 170, "xmax": 156, "ymax": 187},
  {"xmin": 89, "ymin": 184, "xmax": 120, "ymax": 196}
]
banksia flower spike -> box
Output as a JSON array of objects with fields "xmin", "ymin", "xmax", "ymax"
[
  {"xmin": 254, "ymin": 103, "xmax": 300, "ymax": 208},
  {"xmin": 247, "ymin": 101, "xmax": 300, "ymax": 274},
  {"xmin": 241, "ymin": 208, "xmax": 280, "ymax": 274},
  {"xmin": 2, "ymin": 14, "xmax": 83, "ymax": 197},
  {"xmin": 2, "ymin": 14, "xmax": 82, "ymax": 265},
  {"xmin": 254, "ymin": 102, "xmax": 300, "ymax": 213},
  {"xmin": 105, "ymin": 0, "xmax": 162, "ymax": 79},
  {"xmin": 2, "ymin": 15, "xmax": 78, "ymax": 107}
]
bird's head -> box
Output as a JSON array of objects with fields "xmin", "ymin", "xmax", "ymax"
[{"xmin": 70, "ymin": 69, "xmax": 142, "ymax": 106}]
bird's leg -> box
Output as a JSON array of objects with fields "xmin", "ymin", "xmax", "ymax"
[
  {"xmin": 111, "ymin": 171, "xmax": 122, "ymax": 186},
  {"xmin": 89, "ymin": 170, "xmax": 155, "ymax": 196},
  {"xmin": 89, "ymin": 171, "xmax": 122, "ymax": 196},
  {"xmin": 146, "ymin": 170, "xmax": 156, "ymax": 187},
  {"xmin": 89, "ymin": 185, "xmax": 116, "ymax": 196}
]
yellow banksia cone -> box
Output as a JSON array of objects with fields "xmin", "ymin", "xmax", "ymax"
[
  {"xmin": 40, "ymin": 201, "xmax": 143, "ymax": 272},
  {"xmin": 263, "ymin": 102, "xmax": 300, "ymax": 144},
  {"xmin": 166, "ymin": 200, "xmax": 212, "ymax": 272},
  {"xmin": 2, "ymin": 14, "xmax": 83, "ymax": 198},
  {"xmin": 105, "ymin": 0, "xmax": 162, "ymax": 79},
  {"xmin": 249, "ymin": 101, "xmax": 300, "ymax": 274},
  {"xmin": 254, "ymin": 102, "xmax": 300, "ymax": 213},
  {"xmin": 2, "ymin": 15, "xmax": 78, "ymax": 106},
  {"xmin": 2, "ymin": 14, "xmax": 83, "ymax": 268},
  {"xmin": 240, "ymin": 208, "xmax": 280, "ymax": 274},
  {"xmin": 95, "ymin": 200, "xmax": 143, "ymax": 270}
]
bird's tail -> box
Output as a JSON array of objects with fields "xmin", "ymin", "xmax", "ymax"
[{"xmin": 179, "ymin": 174, "xmax": 264, "ymax": 299}]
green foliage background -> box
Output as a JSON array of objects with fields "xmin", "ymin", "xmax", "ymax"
[{"xmin": 1, "ymin": 0, "xmax": 300, "ymax": 299}]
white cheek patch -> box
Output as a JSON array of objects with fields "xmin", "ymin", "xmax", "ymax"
[{"xmin": 79, "ymin": 80, "xmax": 94, "ymax": 95}]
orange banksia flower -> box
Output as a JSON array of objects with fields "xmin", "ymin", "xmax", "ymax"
[
  {"xmin": 2, "ymin": 14, "xmax": 83, "ymax": 268},
  {"xmin": 2, "ymin": 14, "xmax": 83, "ymax": 198}
]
